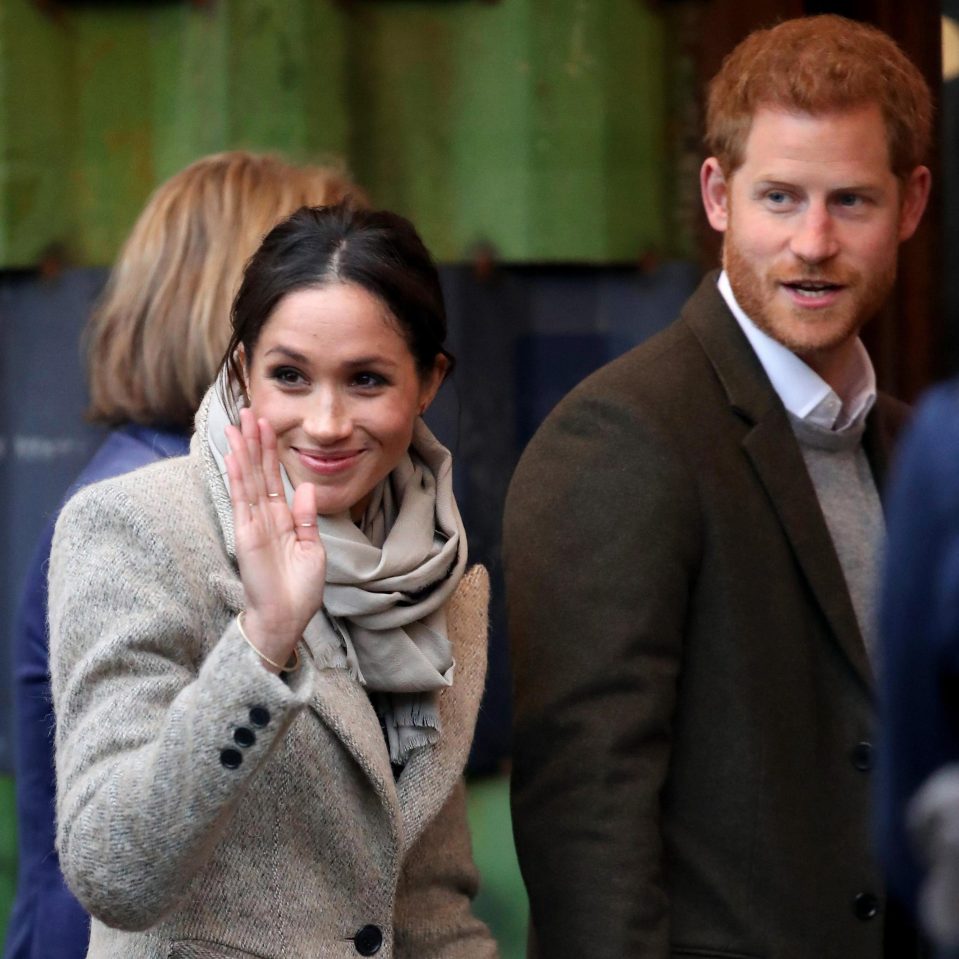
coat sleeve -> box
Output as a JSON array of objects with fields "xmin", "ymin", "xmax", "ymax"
[
  {"xmin": 48, "ymin": 481, "xmax": 315, "ymax": 932},
  {"xmin": 393, "ymin": 779, "xmax": 499, "ymax": 958},
  {"xmin": 503, "ymin": 385, "xmax": 701, "ymax": 959}
]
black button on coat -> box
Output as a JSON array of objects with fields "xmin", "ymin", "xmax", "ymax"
[{"xmin": 353, "ymin": 924, "xmax": 383, "ymax": 955}]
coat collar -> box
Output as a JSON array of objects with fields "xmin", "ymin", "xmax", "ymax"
[{"xmin": 682, "ymin": 271, "xmax": 883, "ymax": 693}]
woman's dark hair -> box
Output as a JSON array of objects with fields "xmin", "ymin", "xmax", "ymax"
[{"xmin": 222, "ymin": 201, "xmax": 454, "ymax": 400}]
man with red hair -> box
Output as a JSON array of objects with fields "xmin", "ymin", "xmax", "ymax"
[{"xmin": 506, "ymin": 15, "xmax": 931, "ymax": 959}]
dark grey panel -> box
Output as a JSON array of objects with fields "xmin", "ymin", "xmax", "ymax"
[
  {"xmin": 0, "ymin": 268, "xmax": 107, "ymax": 773},
  {"xmin": 0, "ymin": 261, "xmax": 698, "ymax": 776}
]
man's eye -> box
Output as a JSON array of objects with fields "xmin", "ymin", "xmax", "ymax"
[
  {"xmin": 837, "ymin": 193, "xmax": 863, "ymax": 207},
  {"xmin": 766, "ymin": 191, "xmax": 789, "ymax": 204}
]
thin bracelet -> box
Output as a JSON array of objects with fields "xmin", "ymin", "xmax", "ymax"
[{"xmin": 236, "ymin": 611, "xmax": 301, "ymax": 673}]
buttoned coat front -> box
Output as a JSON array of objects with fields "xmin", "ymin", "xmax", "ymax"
[
  {"xmin": 505, "ymin": 273, "xmax": 912, "ymax": 959},
  {"xmin": 48, "ymin": 396, "xmax": 497, "ymax": 959}
]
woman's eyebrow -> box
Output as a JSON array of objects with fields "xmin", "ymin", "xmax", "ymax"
[
  {"xmin": 263, "ymin": 346, "xmax": 400, "ymax": 370},
  {"xmin": 263, "ymin": 345, "xmax": 310, "ymax": 364},
  {"xmin": 344, "ymin": 355, "xmax": 399, "ymax": 370}
]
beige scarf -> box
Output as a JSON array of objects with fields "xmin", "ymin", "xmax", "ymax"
[{"xmin": 203, "ymin": 377, "xmax": 467, "ymax": 763}]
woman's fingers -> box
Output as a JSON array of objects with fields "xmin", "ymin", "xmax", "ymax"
[
  {"xmin": 291, "ymin": 481, "xmax": 320, "ymax": 547},
  {"xmin": 231, "ymin": 411, "xmax": 280, "ymax": 507},
  {"xmin": 259, "ymin": 417, "xmax": 285, "ymax": 501},
  {"xmin": 230, "ymin": 424, "xmax": 324, "ymax": 643},
  {"xmin": 228, "ymin": 414, "xmax": 324, "ymax": 644},
  {"xmin": 225, "ymin": 424, "xmax": 255, "ymax": 522},
  {"xmin": 228, "ymin": 413, "xmax": 299, "ymax": 544},
  {"xmin": 239, "ymin": 408, "xmax": 268, "ymax": 501}
]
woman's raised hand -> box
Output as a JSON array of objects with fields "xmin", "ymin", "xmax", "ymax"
[{"xmin": 224, "ymin": 408, "xmax": 326, "ymax": 672}]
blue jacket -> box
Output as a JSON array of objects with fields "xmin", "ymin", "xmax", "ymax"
[
  {"xmin": 4, "ymin": 425, "xmax": 190, "ymax": 959},
  {"xmin": 877, "ymin": 380, "xmax": 959, "ymax": 919}
]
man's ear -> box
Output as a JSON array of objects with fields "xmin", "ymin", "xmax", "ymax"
[
  {"xmin": 701, "ymin": 157, "xmax": 730, "ymax": 233},
  {"xmin": 898, "ymin": 165, "xmax": 932, "ymax": 243}
]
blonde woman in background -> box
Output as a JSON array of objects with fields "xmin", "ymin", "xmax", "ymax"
[{"xmin": 4, "ymin": 151, "xmax": 362, "ymax": 959}]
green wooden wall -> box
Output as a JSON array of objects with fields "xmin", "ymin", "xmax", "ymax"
[
  {"xmin": 0, "ymin": 777, "xmax": 14, "ymax": 947},
  {"xmin": 0, "ymin": 0, "xmax": 688, "ymax": 267}
]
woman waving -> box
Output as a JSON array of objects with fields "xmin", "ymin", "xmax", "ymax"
[{"xmin": 49, "ymin": 203, "xmax": 497, "ymax": 959}]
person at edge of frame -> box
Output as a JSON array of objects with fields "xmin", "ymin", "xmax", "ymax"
[
  {"xmin": 878, "ymin": 379, "xmax": 959, "ymax": 959},
  {"xmin": 504, "ymin": 14, "xmax": 932, "ymax": 959}
]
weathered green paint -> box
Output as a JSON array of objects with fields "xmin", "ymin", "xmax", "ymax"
[
  {"xmin": 74, "ymin": 10, "xmax": 157, "ymax": 263},
  {"xmin": 226, "ymin": 0, "xmax": 349, "ymax": 155},
  {"xmin": 0, "ymin": 775, "xmax": 16, "ymax": 947},
  {"xmin": 349, "ymin": 0, "xmax": 669, "ymax": 261},
  {"xmin": 466, "ymin": 775, "xmax": 527, "ymax": 959},
  {"xmin": 150, "ymin": 5, "xmax": 233, "ymax": 175},
  {"xmin": 0, "ymin": 0, "xmax": 75, "ymax": 265},
  {"xmin": 528, "ymin": 0, "xmax": 669, "ymax": 260},
  {"xmin": 0, "ymin": 0, "xmax": 680, "ymax": 266}
]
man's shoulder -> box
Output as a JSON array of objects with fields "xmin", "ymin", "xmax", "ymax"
[
  {"xmin": 513, "ymin": 271, "xmax": 755, "ymax": 478},
  {"xmin": 544, "ymin": 299, "xmax": 739, "ymax": 442},
  {"xmin": 563, "ymin": 313, "xmax": 709, "ymax": 411},
  {"xmin": 557, "ymin": 270, "xmax": 736, "ymax": 406}
]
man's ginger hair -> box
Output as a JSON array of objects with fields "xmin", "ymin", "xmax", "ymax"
[{"xmin": 706, "ymin": 15, "xmax": 932, "ymax": 179}]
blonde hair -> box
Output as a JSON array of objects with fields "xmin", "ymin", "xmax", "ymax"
[{"xmin": 86, "ymin": 151, "xmax": 365, "ymax": 428}]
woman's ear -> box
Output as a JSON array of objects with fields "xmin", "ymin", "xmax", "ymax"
[{"xmin": 418, "ymin": 354, "xmax": 449, "ymax": 415}]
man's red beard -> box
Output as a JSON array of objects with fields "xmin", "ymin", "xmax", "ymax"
[{"xmin": 722, "ymin": 234, "xmax": 895, "ymax": 362}]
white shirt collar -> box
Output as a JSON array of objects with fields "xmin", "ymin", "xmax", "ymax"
[{"xmin": 717, "ymin": 271, "xmax": 876, "ymax": 431}]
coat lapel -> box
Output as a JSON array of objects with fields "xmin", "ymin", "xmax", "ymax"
[
  {"xmin": 395, "ymin": 677, "xmax": 463, "ymax": 851},
  {"xmin": 306, "ymin": 666, "xmax": 399, "ymax": 818},
  {"xmin": 684, "ymin": 273, "xmax": 873, "ymax": 692},
  {"xmin": 208, "ymin": 544, "xmax": 489, "ymax": 852},
  {"xmin": 741, "ymin": 412, "xmax": 872, "ymax": 690}
]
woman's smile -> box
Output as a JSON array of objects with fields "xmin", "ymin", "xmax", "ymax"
[
  {"xmin": 292, "ymin": 445, "xmax": 365, "ymax": 476},
  {"xmin": 244, "ymin": 282, "xmax": 442, "ymax": 520}
]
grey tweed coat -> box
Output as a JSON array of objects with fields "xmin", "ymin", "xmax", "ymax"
[{"xmin": 48, "ymin": 396, "xmax": 497, "ymax": 959}]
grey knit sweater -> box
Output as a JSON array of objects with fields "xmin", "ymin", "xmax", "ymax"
[{"xmin": 789, "ymin": 412, "xmax": 884, "ymax": 661}]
